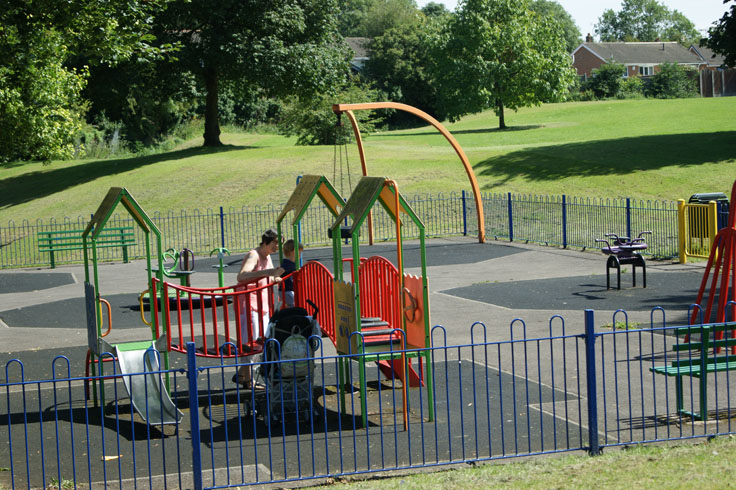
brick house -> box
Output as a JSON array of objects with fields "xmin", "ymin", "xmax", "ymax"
[
  {"xmin": 572, "ymin": 41, "xmax": 706, "ymax": 80},
  {"xmin": 345, "ymin": 37, "xmax": 370, "ymax": 73}
]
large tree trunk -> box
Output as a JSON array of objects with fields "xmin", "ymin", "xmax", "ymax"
[
  {"xmin": 496, "ymin": 82, "xmax": 507, "ymax": 130},
  {"xmin": 203, "ymin": 66, "xmax": 222, "ymax": 146}
]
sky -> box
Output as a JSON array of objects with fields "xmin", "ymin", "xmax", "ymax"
[{"xmin": 416, "ymin": 0, "xmax": 731, "ymax": 39}]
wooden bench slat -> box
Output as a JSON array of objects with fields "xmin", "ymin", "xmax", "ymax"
[{"xmin": 650, "ymin": 360, "xmax": 736, "ymax": 377}]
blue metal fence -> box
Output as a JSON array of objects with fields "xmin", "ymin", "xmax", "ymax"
[
  {"xmin": 0, "ymin": 192, "xmax": 683, "ymax": 269},
  {"xmin": 3, "ymin": 308, "xmax": 735, "ymax": 489}
]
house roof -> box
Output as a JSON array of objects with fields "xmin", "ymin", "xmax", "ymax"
[
  {"xmin": 345, "ymin": 37, "xmax": 370, "ymax": 60},
  {"xmin": 689, "ymin": 44, "xmax": 728, "ymax": 67},
  {"xmin": 573, "ymin": 42, "xmax": 703, "ymax": 65}
]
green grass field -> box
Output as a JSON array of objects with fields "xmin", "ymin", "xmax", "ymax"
[
  {"xmin": 1, "ymin": 97, "xmax": 735, "ymax": 224},
  {"xmin": 320, "ymin": 436, "xmax": 736, "ymax": 489}
]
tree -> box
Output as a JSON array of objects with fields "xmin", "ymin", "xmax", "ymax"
[
  {"xmin": 422, "ymin": 2, "xmax": 451, "ymax": 18},
  {"xmin": 156, "ymin": 0, "xmax": 350, "ymax": 147},
  {"xmin": 432, "ymin": 0, "xmax": 575, "ymax": 129},
  {"xmin": 702, "ymin": 0, "xmax": 736, "ymax": 67},
  {"xmin": 594, "ymin": 0, "xmax": 699, "ymax": 45},
  {"xmin": 364, "ymin": 16, "xmax": 446, "ymax": 120},
  {"xmin": 0, "ymin": 0, "xmax": 171, "ymax": 161},
  {"xmin": 359, "ymin": 0, "xmax": 424, "ymax": 38},
  {"xmin": 529, "ymin": 0, "xmax": 581, "ymax": 53}
]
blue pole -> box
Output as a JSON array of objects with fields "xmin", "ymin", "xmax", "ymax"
[
  {"xmin": 562, "ymin": 195, "xmax": 568, "ymax": 248},
  {"xmin": 462, "ymin": 190, "xmax": 468, "ymax": 236},
  {"xmin": 584, "ymin": 310, "xmax": 601, "ymax": 455},
  {"xmin": 626, "ymin": 198, "xmax": 631, "ymax": 239},
  {"xmin": 187, "ymin": 343, "xmax": 203, "ymax": 490},
  {"xmin": 219, "ymin": 207, "xmax": 225, "ymax": 248},
  {"xmin": 507, "ymin": 192, "xmax": 514, "ymax": 242}
]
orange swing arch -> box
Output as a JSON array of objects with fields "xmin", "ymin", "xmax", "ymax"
[{"xmin": 332, "ymin": 102, "xmax": 486, "ymax": 243}]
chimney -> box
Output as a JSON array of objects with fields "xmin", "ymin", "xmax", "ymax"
[{"xmin": 586, "ymin": 33, "xmax": 593, "ymax": 42}]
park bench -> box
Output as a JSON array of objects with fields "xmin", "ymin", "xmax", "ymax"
[
  {"xmin": 37, "ymin": 227, "xmax": 135, "ymax": 268},
  {"xmin": 650, "ymin": 322, "xmax": 736, "ymax": 421},
  {"xmin": 595, "ymin": 231, "xmax": 651, "ymax": 290}
]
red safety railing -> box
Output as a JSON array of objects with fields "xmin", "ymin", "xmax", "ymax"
[
  {"xmin": 359, "ymin": 256, "xmax": 400, "ymax": 329},
  {"xmin": 151, "ymin": 277, "xmax": 281, "ymax": 358},
  {"xmin": 295, "ymin": 260, "xmax": 336, "ymax": 341}
]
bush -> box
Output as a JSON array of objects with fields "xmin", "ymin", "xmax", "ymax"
[
  {"xmin": 618, "ymin": 76, "xmax": 645, "ymax": 99},
  {"xmin": 646, "ymin": 62, "xmax": 698, "ymax": 99},
  {"xmin": 278, "ymin": 81, "xmax": 388, "ymax": 146},
  {"xmin": 586, "ymin": 62, "xmax": 626, "ymax": 99}
]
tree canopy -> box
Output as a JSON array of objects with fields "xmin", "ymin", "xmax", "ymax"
[
  {"xmin": 594, "ymin": 0, "xmax": 699, "ymax": 45},
  {"xmin": 529, "ymin": 0, "xmax": 581, "ymax": 53},
  {"xmin": 364, "ymin": 16, "xmax": 445, "ymax": 120},
  {"xmin": 0, "ymin": 0, "xmax": 170, "ymax": 161},
  {"xmin": 432, "ymin": 0, "xmax": 575, "ymax": 129},
  {"xmin": 702, "ymin": 0, "xmax": 736, "ymax": 67},
  {"xmin": 156, "ymin": 0, "xmax": 349, "ymax": 146}
]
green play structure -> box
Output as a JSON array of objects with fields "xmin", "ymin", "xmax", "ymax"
[{"xmin": 83, "ymin": 187, "xmax": 181, "ymax": 425}]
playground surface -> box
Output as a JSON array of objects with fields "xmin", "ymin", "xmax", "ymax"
[
  {"xmin": 0, "ymin": 238, "xmax": 715, "ymax": 488},
  {"xmin": 0, "ymin": 237, "xmax": 708, "ymax": 376}
]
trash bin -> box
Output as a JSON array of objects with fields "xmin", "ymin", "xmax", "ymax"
[{"xmin": 688, "ymin": 193, "xmax": 729, "ymax": 231}]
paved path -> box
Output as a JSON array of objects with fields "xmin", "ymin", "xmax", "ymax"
[{"xmin": 0, "ymin": 237, "xmax": 707, "ymax": 362}]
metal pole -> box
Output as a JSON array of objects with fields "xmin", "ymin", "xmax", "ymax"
[
  {"xmin": 507, "ymin": 192, "xmax": 514, "ymax": 242},
  {"xmin": 462, "ymin": 190, "xmax": 467, "ymax": 236},
  {"xmin": 584, "ymin": 309, "xmax": 601, "ymax": 455},
  {"xmin": 562, "ymin": 195, "xmax": 567, "ymax": 248},
  {"xmin": 187, "ymin": 342, "xmax": 203, "ymax": 490},
  {"xmin": 219, "ymin": 207, "xmax": 225, "ymax": 248}
]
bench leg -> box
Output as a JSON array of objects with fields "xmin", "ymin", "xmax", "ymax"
[{"xmin": 675, "ymin": 375, "xmax": 686, "ymax": 418}]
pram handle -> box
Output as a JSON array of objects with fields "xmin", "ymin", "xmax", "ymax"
[{"xmin": 306, "ymin": 299, "xmax": 319, "ymax": 321}]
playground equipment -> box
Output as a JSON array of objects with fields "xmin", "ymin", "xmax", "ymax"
[
  {"xmin": 329, "ymin": 176, "xmax": 434, "ymax": 429},
  {"xmin": 691, "ymin": 180, "xmax": 736, "ymax": 352},
  {"xmin": 595, "ymin": 231, "xmax": 651, "ymax": 290},
  {"xmin": 275, "ymin": 175, "xmax": 345, "ymax": 338},
  {"xmin": 210, "ymin": 247, "xmax": 231, "ymax": 287},
  {"xmin": 83, "ymin": 187, "xmax": 182, "ymax": 425},
  {"xmin": 332, "ymin": 102, "xmax": 485, "ymax": 243}
]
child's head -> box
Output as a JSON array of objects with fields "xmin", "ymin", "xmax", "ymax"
[{"xmin": 282, "ymin": 239, "xmax": 303, "ymax": 259}]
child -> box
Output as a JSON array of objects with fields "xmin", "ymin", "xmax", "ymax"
[{"xmin": 281, "ymin": 239, "xmax": 303, "ymax": 307}]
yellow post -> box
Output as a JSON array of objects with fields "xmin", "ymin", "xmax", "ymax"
[
  {"xmin": 677, "ymin": 199, "xmax": 687, "ymax": 264},
  {"xmin": 708, "ymin": 200, "xmax": 718, "ymax": 254}
]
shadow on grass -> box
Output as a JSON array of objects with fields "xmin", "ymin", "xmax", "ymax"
[
  {"xmin": 475, "ymin": 131, "xmax": 736, "ymax": 190},
  {"xmin": 0, "ymin": 144, "xmax": 249, "ymax": 209},
  {"xmin": 378, "ymin": 124, "xmax": 543, "ymax": 137}
]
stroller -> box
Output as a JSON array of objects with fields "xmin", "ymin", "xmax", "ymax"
[{"xmin": 257, "ymin": 300, "xmax": 321, "ymax": 423}]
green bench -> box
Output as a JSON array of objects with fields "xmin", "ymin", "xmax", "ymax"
[
  {"xmin": 650, "ymin": 322, "xmax": 736, "ymax": 421},
  {"xmin": 38, "ymin": 227, "xmax": 136, "ymax": 268}
]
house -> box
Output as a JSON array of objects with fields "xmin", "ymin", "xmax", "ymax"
[
  {"xmin": 345, "ymin": 37, "xmax": 370, "ymax": 73},
  {"xmin": 572, "ymin": 41, "xmax": 706, "ymax": 79},
  {"xmin": 689, "ymin": 44, "xmax": 736, "ymax": 97}
]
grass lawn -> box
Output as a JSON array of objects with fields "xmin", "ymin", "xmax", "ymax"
[
  {"xmin": 1, "ymin": 97, "xmax": 735, "ymax": 224},
  {"xmin": 320, "ymin": 436, "xmax": 736, "ymax": 489}
]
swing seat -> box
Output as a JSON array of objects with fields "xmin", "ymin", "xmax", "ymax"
[{"xmin": 328, "ymin": 226, "xmax": 352, "ymax": 239}]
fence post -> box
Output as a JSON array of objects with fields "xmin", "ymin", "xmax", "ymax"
[
  {"xmin": 584, "ymin": 309, "xmax": 601, "ymax": 455},
  {"xmin": 462, "ymin": 190, "xmax": 468, "ymax": 236},
  {"xmin": 677, "ymin": 199, "xmax": 687, "ymax": 264},
  {"xmin": 187, "ymin": 342, "xmax": 203, "ymax": 490},
  {"xmin": 507, "ymin": 192, "xmax": 514, "ymax": 242},
  {"xmin": 562, "ymin": 195, "xmax": 567, "ymax": 248},
  {"xmin": 626, "ymin": 198, "xmax": 632, "ymax": 239},
  {"xmin": 219, "ymin": 207, "xmax": 225, "ymax": 249}
]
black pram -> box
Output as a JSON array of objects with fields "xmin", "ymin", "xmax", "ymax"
[{"xmin": 258, "ymin": 301, "xmax": 321, "ymax": 423}]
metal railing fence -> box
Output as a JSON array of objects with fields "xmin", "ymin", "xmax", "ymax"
[
  {"xmin": 0, "ymin": 192, "xmax": 688, "ymax": 269},
  {"xmin": 3, "ymin": 308, "xmax": 736, "ymax": 489}
]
